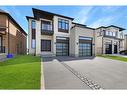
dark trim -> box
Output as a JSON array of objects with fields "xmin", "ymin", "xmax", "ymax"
[
  {"xmin": 72, "ymin": 22, "xmax": 95, "ymax": 30},
  {"xmin": 32, "ymin": 8, "xmax": 74, "ymax": 20},
  {"xmin": 0, "ymin": 12, "xmax": 27, "ymax": 35},
  {"xmin": 26, "ymin": 16, "xmax": 36, "ymax": 21}
]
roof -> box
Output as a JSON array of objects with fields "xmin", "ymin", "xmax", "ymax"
[
  {"xmin": 0, "ymin": 9, "xmax": 27, "ymax": 35},
  {"xmin": 26, "ymin": 16, "xmax": 36, "ymax": 21},
  {"xmin": 96, "ymin": 25, "xmax": 125, "ymax": 31},
  {"xmin": 26, "ymin": 8, "xmax": 74, "ymax": 20},
  {"xmin": 72, "ymin": 22, "xmax": 95, "ymax": 30}
]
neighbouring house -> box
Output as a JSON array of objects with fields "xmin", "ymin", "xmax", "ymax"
[
  {"xmin": 0, "ymin": 9, "xmax": 27, "ymax": 59},
  {"xmin": 95, "ymin": 25, "xmax": 125, "ymax": 54},
  {"xmin": 27, "ymin": 8, "xmax": 125, "ymax": 57}
]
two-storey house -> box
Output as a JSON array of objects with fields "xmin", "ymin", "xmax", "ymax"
[
  {"xmin": 0, "ymin": 9, "xmax": 27, "ymax": 59},
  {"xmin": 95, "ymin": 25, "xmax": 125, "ymax": 54},
  {"xmin": 27, "ymin": 8, "xmax": 95, "ymax": 57}
]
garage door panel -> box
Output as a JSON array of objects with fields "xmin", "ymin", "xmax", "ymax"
[
  {"xmin": 79, "ymin": 41, "xmax": 92, "ymax": 57},
  {"xmin": 56, "ymin": 37, "xmax": 69, "ymax": 56}
]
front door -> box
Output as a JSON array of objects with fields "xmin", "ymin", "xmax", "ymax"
[
  {"xmin": 114, "ymin": 45, "xmax": 117, "ymax": 54},
  {"xmin": 105, "ymin": 44, "xmax": 112, "ymax": 54}
]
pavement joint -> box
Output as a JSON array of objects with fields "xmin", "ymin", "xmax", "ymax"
[{"xmin": 60, "ymin": 61, "xmax": 103, "ymax": 90}]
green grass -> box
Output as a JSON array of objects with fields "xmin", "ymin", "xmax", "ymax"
[
  {"xmin": 98, "ymin": 55, "xmax": 127, "ymax": 62},
  {"xmin": 0, "ymin": 55, "xmax": 41, "ymax": 89}
]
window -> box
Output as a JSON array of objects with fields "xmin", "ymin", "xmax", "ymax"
[
  {"xmin": 31, "ymin": 20, "xmax": 36, "ymax": 48},
  {"xmin": 32, "ymin": 39, "xmax": 35, "ymax": 49},
  {"xmin": 58, "ymin": 19, "xmax": 69, "ymax": 30},
  {"xmin": 41, "ymin": 40, "xmax": 51, "ymax": 51},
  {"xmin": 31, "ymin": 20, "xmax": 36, "ymax": 29},
  {"xmin": 41, "ymin": 21, "xmax": 52, "ymax": 31},
  {"xmin": 113, "ymin": 32, "xmax": 116, "ymax": 36}
]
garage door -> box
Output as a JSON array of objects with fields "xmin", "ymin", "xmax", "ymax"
[
  {"xmin": 79, "ymin": 36, "xmax": 92, "ymax": 57},
  {"xmin": 56, "ymin": 36, "xmax": 69, "ymax": 56}
]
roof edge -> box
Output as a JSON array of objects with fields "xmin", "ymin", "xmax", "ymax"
[
  {"xmin": 0, "ymin": 11, "xmax": 27, "ymax": 35},
  {"xmin": 32, "ymin": 8, "xmax": 74, "ymax": 20}
]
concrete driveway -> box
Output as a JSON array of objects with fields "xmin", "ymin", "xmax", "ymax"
[
  {"xmin": 42, "ymin": 57, "xmax": 90, "ymax": 89},
  {"xmin": 42, "ymin": 56, "xmax": 127, "ymax": 89}
]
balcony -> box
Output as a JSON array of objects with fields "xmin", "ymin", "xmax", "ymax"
[
  {"xmin": 41, "ymin": 23, "xmax": 53, "ymax": 35},
  {"xmin": 0, "ymin": 27, "xmax": 6, "ymax": 35},
  {"xmin": 0, "ymin": 46, "xmax": 5, "ymax": 53}
]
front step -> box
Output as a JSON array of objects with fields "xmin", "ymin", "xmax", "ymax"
[
  {"xmin": 41, "ymin": 52, "xmax": 54, "ymax": 58},
  {"xmin": 0, "ymin": 53, "xmax": 7, "ymax": 61}
]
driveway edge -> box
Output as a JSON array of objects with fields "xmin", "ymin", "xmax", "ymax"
[{"xmin": 41, "ymin": 58, "xmax": 45, "ymax": 89}]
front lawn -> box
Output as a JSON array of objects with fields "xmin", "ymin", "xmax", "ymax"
[
  {"xmin": 98, "ymin": 55, "xmax": 127, "ymax": 62},
  {"xmin": 0, "ymin": 55, "xmax": 41, "ymax": 89}
]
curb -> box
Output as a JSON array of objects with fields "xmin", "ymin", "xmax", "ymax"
[{"xmin": 41, "ymin": 58, "xmax": 45, "ymax": 89}]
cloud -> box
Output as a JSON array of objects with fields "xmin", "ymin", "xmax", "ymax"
[
  {"xmin": 74, "ymin": 6, "xmax": 93, "ymax": 24},
  {"xmin": 88, "ymin": 16, "xmax": 116, "ymax": 28}
]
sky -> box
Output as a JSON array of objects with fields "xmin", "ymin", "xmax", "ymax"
[{"xmin": 0, "ymin": 6, "xmax": 127, "ymax": 34}]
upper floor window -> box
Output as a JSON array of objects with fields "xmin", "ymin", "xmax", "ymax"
[
  {"xmin": 58, "ymin": 19, "xmax": 69, "ymax": 30},
  {"xmin": 120, "ymin": 32, "xmax": 123, "ymax": 39},
  {"xmin": 105, "ymin": 31, "xmax": 116, "ymax": 37},
  {"xmin": 31, "ymin": 20, "xmax": 36, "ymax": 29},
  {"xmin": 41, "ymin": 21, "xmax": 52, "ymax": 31}
]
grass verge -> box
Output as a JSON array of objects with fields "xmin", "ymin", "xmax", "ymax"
[
  {"xmin": 98, "ymin": 55, "xmax": 127, "ymax": 62},
  {"xmin": 0, "ymin": 55, "xmax": 41, "ymax": 89}
]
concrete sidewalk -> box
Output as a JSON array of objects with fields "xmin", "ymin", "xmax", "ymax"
[{"xmin": 42, "ymin": 57, "xmax": 90, "ymax": 89}]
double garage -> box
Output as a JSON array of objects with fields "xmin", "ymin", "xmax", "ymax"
[{"xmin": 56, "ymin": 36, "xmax": 93, "ymax": 57}]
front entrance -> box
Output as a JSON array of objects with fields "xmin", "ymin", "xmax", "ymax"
[
  {"xmin": 79, "ymin": 36, "xmax": 92, "ymax": 57},
  {"xmin": 114, "ymin": 45, "xmax": 117, "ymax": 54},
  {"xmin": 105, "ymin": 44, "xmax": 112, "ymax": 54},
  {"xmin": 56, "ymin": 36, "xmax": 69, "ymax": 56}
]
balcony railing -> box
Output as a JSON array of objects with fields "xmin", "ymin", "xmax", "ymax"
[
  {"xmin": 41, "ymin": 24, "xmax": 53, "ymax": 35},
  {"xmin": 0, "ymin": 46, "xmax": 5, "ymax": 53}
]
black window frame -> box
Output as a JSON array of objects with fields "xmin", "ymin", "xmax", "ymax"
[
  {"xmin": 41, "ymin": 40, "xmax": 51, "ymax": 52},
  {"xmin": 41, "ymin": 20, "xmax": 52, "ymax": 31},
  {"xmin": 31, "ymin": 20, "xmax": 36, "ymax": 29},
  {"xmin": 58, "ymin": 18, "xmax": 69, "ymax": 32}
]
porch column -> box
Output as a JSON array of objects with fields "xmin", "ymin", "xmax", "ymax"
[
  {"xmin": 112, "ymin": 40, "xmax": 114, "ymax": 54},
  {"xmin": 35, "ymin": 20, "xmax": 41, "ymax": 56}
]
